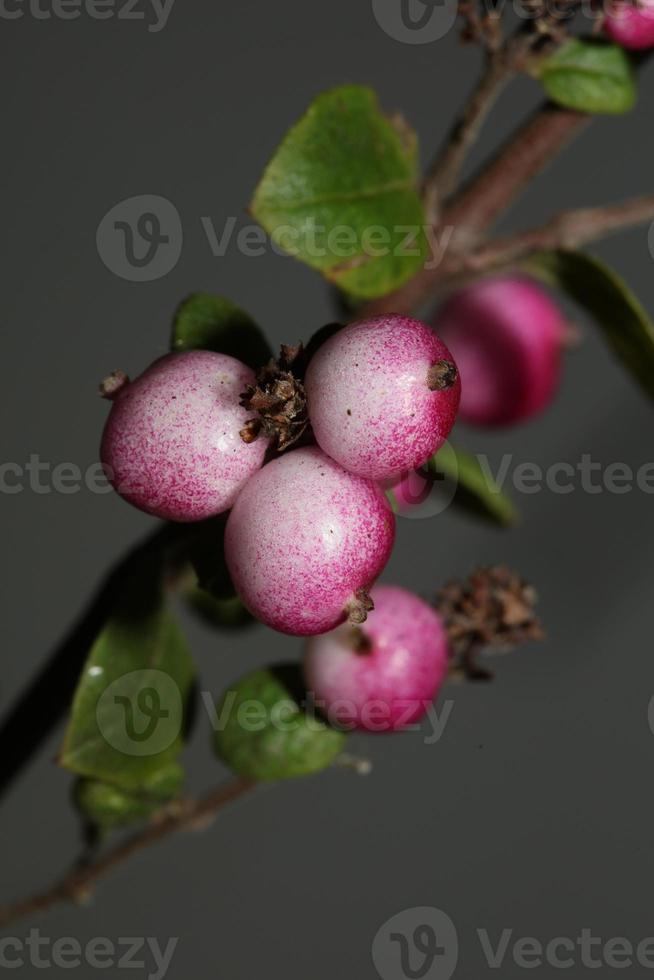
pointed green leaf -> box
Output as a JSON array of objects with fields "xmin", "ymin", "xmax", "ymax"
[
  {"xmin": 60, "ymin": 589, "xmax": 195, "ymax": 791},
  {"xmin": 214, "ymin": 665, "xmax": 346, "ymax": 781},
  {"xmin": 251, "ymin": 85, "xmax": 426, "ymax": 299},
  {"xmin": 536, "ymin": 38, "xmax": 636, "ymax": 114},
  {"xmin": 526, "ymin": 249, "xmax": 654, "ymax": 401},
  {"xmin": 171, "ymin": 293, "xmax": 272, "ymax": 370}
]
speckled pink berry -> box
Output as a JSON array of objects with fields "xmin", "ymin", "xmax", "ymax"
[
  {"xmin": 435, "ymin": 276, "xmax": 565, "ymax": 427},
  {"xmin": 605, "ymin": 0, "xmax": 654, "ymax": 49},
  {"xmin": 304, "ymin": 316, "xmax": 461, "ymax": 482},
  {"xmin": 303, "ymin": 584, "xmax": 449, "ymax": 732},
  {"xmin": 100, "ymin": 351, "xmax": 268, "ymax": 522},
  {"xmin": 224, "ymin": 447, "xmax": 396, "ymax": 636}
]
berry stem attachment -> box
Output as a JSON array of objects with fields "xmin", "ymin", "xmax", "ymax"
[
  {"xmin": 98, "ymin": 370, "xmax": 129, "ymax": 400},
  {"xmin": 346, "ymin": 588, "xmax": 375, "ymax": 626},
  {"xmin": 427, "ymin": 360, "xmax": 459, "ymax": 391}
]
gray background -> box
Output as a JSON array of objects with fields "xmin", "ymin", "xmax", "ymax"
[{"xmin": 2, "ymin": 1, "xmax": 654, "ymax": 977}]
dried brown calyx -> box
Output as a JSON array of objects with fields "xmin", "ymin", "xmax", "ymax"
[
  {"xmin": 435, "ymin": 565, "xmax": 544, "ymax": 681},
  {"xmin": 345, "ymin": 589, "xmax": 375, "ymax": 626},
  {"xmin": 427, "ymin": 360, "xmax": 458, "ymax": 391},
  {"xmin": 99, "ymin": 370, "xmax": 129, "ymax": 400},
  {"xmin": 239, "ymin": 344, "xmax": 308, "ymax": 451}
]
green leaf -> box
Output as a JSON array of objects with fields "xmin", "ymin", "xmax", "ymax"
[
  {"xmin": 251, "ymin": 85, "xmax": 426, "ymax": 299},
  {"xmin": 526, "ymin": 249, "xmax": 654, "ymax": 401},
  {"xmin": 536, "ymin": 38, "xmax": 636, "ymax": 114},
  {"xmin": 429, "ymin": 443, "xmax": 518, "ymax": 526},
  {"xmin": 214, "ymin": 665, "xmax": 346, "ymax": 781},
  {"xmin": 171, "ymin": 293, "xmax": 272, "ymax": 370},
  {"xmin": 60, "ymin": 587, "xmax": 195, "ymax": 791},
  {"xmin": 73, "ymin": 763, "xmax": 184, "ymax": 829}
]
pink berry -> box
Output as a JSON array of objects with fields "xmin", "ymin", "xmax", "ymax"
[
  {"xmin": 434, "ymin": 276, "xmax": 565, "ymax": 427},
  {"xmin": 303, "ymin": 585, "xmax": 449, "ymax": 732},
  {"xmin": 605, "ymin": 0, "xmax": 654, "ymax": 49},
  {"xmin": 224, "ymin": 447, "xmax": 395, "ymax": 636},
  {"xmin": 100, "ymin": 351, "xmax": 268, "ymax": 522},
  {"xmin": 304, "ymin": 315, "xmax": 461, "ymax": 481}
]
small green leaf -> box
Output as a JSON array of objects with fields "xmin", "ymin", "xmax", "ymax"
[
  {"xmin": 60, "ymin": 587, "xmax": 195, "ymax": 791},
  {"xmin": 171, "ymin": 293, "xmax": 272, "ymax": 370},
  {"xmin": 526, "ymin": 249, "xmax": 654, "ymax": 401},
  {"xmin": 429, "ymin": 443, "xmax": 518, "ymax": 526},
  {"xmin": 73, "ymin": 763, "xmax": 184, "ymax": 828},
  {"xmin": 536, "ymin": 38, "xmax": 636, "ymax": 114},
  {"xmin": 251, "ymin": 85, "xmax": 426, "ymax": 299},
  {"xmin": 214, "ymin": 665, "xmax": 346, "ymax": 781}
]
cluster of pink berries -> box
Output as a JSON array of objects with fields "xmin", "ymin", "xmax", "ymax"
[{"xmin": 100, "ymin": 277, "xmax": 564, "ymax": 733}]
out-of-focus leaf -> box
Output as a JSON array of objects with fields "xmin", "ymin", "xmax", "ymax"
[
  {"xmin": 60, "ymin": 583, "xmax": 195, "ymax": 791},
  {"xmin": 171, "ymin": 293, "xmax": 272, "ymax": 370},
  {"xmin": 421, "ymin": 443, "xmax": 518, "ymax": 526},
  {"xmin": 526, "ymin": 249, "xmax": 654, "ymax": 401},
  {"xmin": 536, "ymin": 38, "xmax": 636, "ymax": 114}
]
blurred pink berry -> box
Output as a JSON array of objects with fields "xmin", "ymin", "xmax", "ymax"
[
  {"xmin": 304, "ymin": 315, "xmax": 460, "ymax": 481},
  {"xmin": 303, "ymin": 584, "xmax": 449, "ymax": 732},
  {"xmin": 224, "ymin": 447, "xmax": 395, "ymax": 636},
  {"xmin": 100, "ymin": 351, "xmax": 268, "ymax": 522},
  {"xmin": 605, "ymin": 0, "xmax": 654, "ymax": 49},
  {"xmin": 434, "ymin": 276, "xmax": 565, "ymax": 427}
]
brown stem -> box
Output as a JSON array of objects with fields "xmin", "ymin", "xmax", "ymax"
[
  {"xmin": 362, "ymin": 103, "xmax": 589, "ymax": 317},
  {"xmin": 423, "ymin": 33, "xmax": 535, "ymax": 221},
  {"xmin": 451, "ymin": 194, "xmax": 654, "ymax": 274},
  {"xmin": 0, "ymin": 777, "xmax": 257, "ymax": 930}
]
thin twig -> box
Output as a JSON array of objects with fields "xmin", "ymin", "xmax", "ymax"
[
  {"xmin": 423, "ymin": 32, "xmax": 535, "ymax": 222},
  {"xmin": 361, "ymin": 102, "xmax": 589, "ymax": 317},
  {"xmin": 0, "ymin": 777, "xmax": 257, "ymax": 930},
  {"xmin": 452, "ymin": 194, "xmax": 654, "ymax": 274},
  {"xmin": 440, "ymin": 104, "xmax": 589, "ymax": 248}
]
